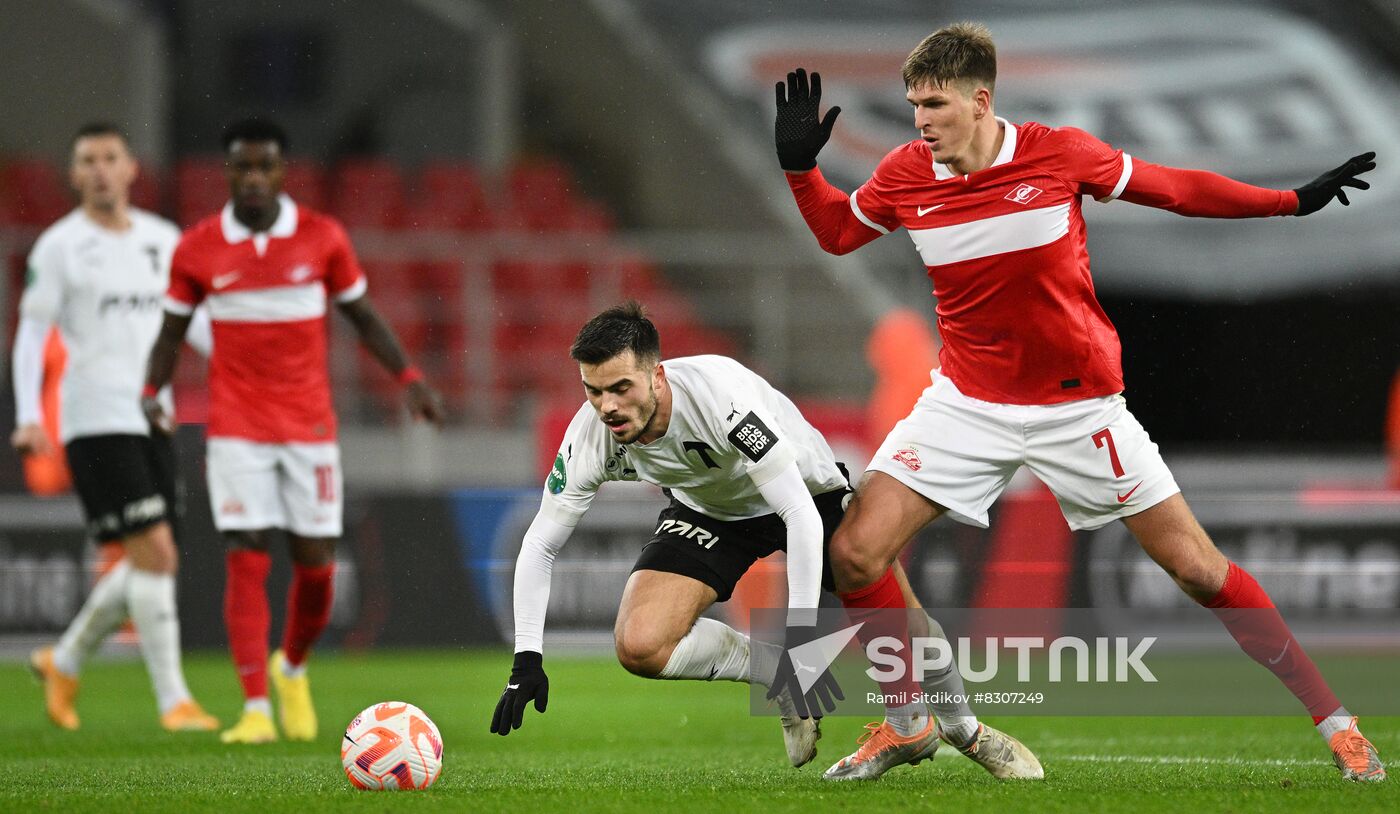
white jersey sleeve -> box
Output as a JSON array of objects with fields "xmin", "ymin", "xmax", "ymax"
[
  {"xmin": 753, "ymin": 460, "xmax": 823, "ymax": 624},
  {"xmin": 18, "ymin": 229, "xmax": 66, "ymax": 325},
  {"xmin": 511, "ymin": 511, "xmax": 576, "ymax": 654},
  {"xmin": 537, "ymin": 402, "xmax": 614, "ymax": 526},
  {"xmin": 705, "ymin": 372, "xmax": 798, "ymax": 487}
]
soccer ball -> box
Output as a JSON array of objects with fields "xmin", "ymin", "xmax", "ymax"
[{"xmin": 341, "ymin": 701, "xmax": 443, "ymax": 790}]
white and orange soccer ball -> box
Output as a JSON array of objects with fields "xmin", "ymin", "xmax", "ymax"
[{"xmin": 341, "ymin": 701, "xmax": 443, "ymax": 790}]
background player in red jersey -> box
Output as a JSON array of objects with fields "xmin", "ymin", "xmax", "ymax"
[
  {"xmin": 142, "ymin": 118, "xmax": 444, "ymax": 744},
  {"xmin": 774, "ymin": 23, "xmax": 1384, "ymax": 782}
]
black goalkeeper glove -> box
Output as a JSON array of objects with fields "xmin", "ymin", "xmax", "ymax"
[
  {"xmin": 1294, "ymin": 151, "xmax": 1376, "ymax": 216},
  {"xmin": 490, "ymin": 651, "xmax": 549, "ymax": 735},
  {"xmin": 774, "ymin": 68, "xmax": 842, "ymax": 172},
  {"xmin": 765, "ymin": 624, "xmax": 844, "ymax": 719}
]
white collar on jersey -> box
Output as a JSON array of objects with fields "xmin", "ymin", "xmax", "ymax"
[
  {"xmin": 221, "ymin": 194, "xmax": 298, "ymax": 256},
  {"xmin": 931, "ymin": 116, "xmax": 1017, "ymax": 181}
]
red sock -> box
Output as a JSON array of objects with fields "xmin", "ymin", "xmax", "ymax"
[
  {"xmin": 838, "ymin": 567, "xmax": 922, "ymax": 708},
  {"xmin": 225, "ymin": 549, "xmax": 272, "ymax": 700},
  {"xmin": 282, "ymin": 563, "xmax": 335, "ymax": 667},
  {"xmin": 1202, "ymin": 561, "xmax": 1341, "ymax": 722}
]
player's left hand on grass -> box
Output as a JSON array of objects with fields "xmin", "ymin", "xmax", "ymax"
[
  {"xmin": 406, "ymin": 380, "xmax": 445, "ymax": 427},
  {"xmin": 1294, "ymin": 151, "xmax": 1376, "ymax": 215},
  {"xmin": 490, "ymin": 651, "xmax": 549, "ymax": 736},
  {"xmin": 766, "ymin": 624, "xmax": 844, "ymax": 719},
  {"xmin": 775, "ymin": 68, "xmax": 841, "ymax": 172}
]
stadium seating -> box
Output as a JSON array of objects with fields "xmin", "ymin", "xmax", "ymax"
[{"xmin": 0, "ymin": 153, "xmax": 736, "ymax": 425}]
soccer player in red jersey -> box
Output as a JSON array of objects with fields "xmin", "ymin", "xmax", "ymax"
[
  {"xmin": 142, "ymin": 118, "xmax": 444, "ymax": 744},
  {"xmin": 775, "ymin": 23, "xmax": 1384, "ymax": 782}
]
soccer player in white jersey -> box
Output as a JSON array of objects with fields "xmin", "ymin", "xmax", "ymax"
[
  {"xmin": 12, "ymin": 123, "xmax": 218, "ymax": 733},
  {"xmin": 489, "ymin": 302, "xmax": 1042, "ymax": 778},
  {"xmin": 774, "ymin": 23, "xmax": 1384, "ymax": 781}
]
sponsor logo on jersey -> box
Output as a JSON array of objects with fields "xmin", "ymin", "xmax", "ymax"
[
  {"xmin": 727, "ymin": 411, "xmax": 777, "ymax": 462},
  {"xmin": 602, "ymin": 448, "xmax": 639, "ymax": 481},
  {"xmin": 547, "ymin": 453, "xmax": 567, "ymax": 494},
  {"xmin": 656, "ymin": 518, "xmax": 720, "ymax": 549},
  {"xmin": 1005, "ymin": 184, "xmax": 1043, "ymax": 205},
  {"xmin": 220, "ymin": 498, "xmax": 246, "ymax": 516},
  {"xmin": 892, "ymin": 448, "xmax": 922, "ymax": 471},
  {"xmin": 288, "ymin": 264, "xmax": 314, "ymax": 283},
  {"xmin": 98, "ymin": 292, "xmax": 163, "ymax": 315}
]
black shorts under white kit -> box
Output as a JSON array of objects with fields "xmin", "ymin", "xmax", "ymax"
[{"xmin": 64, "ymin": 433, "xmax": 178, "ymax": 542}]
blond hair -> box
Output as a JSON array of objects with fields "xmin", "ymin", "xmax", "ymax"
[{"xmin": 901, "ymin": 22, "xmax": 997, "ymax": 96}]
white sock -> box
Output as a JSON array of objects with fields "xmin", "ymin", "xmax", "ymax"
[
  {"xmin": 244, "ymin": 697, "xmax": 272, "ymax": 717},
  {"xmin": 885, "ymin": 701, "xmax": 931, "ymax": 738},
  {"xmin": 1316, "ymin": 707, "xmax": 1354, "ymax": 741},
  {"xmin": 54, "ymin": 559, "xmax": 132, "ymax": 676},
  {"xmin": 281, "ymin": 659, "xmax": 307, "ymax": 679},
  {"xmin": 658, "ymin": 617, "xmax": 753, "ymax": 683},
  {"xmin": 919, "ymin": 613, "xmax": 979, "ymax": 745},
  {"xmin": 126, "ymin": 568, "xmax": 192, "ymax": 714}
]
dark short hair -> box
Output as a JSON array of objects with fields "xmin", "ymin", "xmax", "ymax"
[
  {"xmin": 570, "ymin": 301, "xmax": 662, "ymax": 367},
  {"xmin": 71, "ymin": 122, "xmax": 128, "ymax": 150},
  {"xmin": 902, "ymin": 22, "xmax": 997, "ymax": 95},
  {"xmin": 221, "ymin": 117, "xmax": 289, "ymax": 153}
]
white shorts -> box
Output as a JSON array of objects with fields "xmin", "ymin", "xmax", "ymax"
[
  {"xmin": 206, "ymin": 438, "xmax": 344, "ymax": 538},
  {"xmin": 867, "ymin": 371, "xmax": 1180, "ymax": 531}
]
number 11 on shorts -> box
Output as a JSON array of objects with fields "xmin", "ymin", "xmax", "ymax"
[
  {"xmin": 315, "ymin": 464, "xmax": 336, "ymax": 504},
  {"xmin": 1091, "ymin": 428, "xmax": 1125, "ymax": 478}
]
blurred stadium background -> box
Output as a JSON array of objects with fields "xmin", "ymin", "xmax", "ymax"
[{"xmin": 2, "ymin": 0, "xmax": 1398, "ymax": 664}]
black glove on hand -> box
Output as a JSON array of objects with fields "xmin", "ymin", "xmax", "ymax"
[
  {"xmin": 765, "ymin": 624, "xmax": 844, "ymax": 719},
  {"xmin": 775, "ymin": 68, "xmax": 842, "ymax": 172},
  {"xmin": 490, "ymin": 651, "xmax": 549, "ymax": 735},
  {"xmin": 1294, "ymin": 151, "xmax": 1376, "ymax": 216}
]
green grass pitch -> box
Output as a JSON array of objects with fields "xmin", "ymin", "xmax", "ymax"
[{"xmin": 4, "ymin": 649, "xmax": 1395, "ymax": 812}]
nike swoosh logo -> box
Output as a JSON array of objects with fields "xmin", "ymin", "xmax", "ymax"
[
  {"xmin": 1268, "ymin": 639, "xmax": 1290, "ymax": 665},
  {"xmin": 212, "ymin": 272, "xmax": 241, "ymax": 289},
  {"xmin": 1117, "ymin": 481, "xmax": 1144, "ymax": 503},
  {"xmin": 375, "ymin": 704, "xmax": 408, "ymax": 720},
  {"xmin": 916, "ymin": 204, "xmax": 945, "ymax": 216},
  {"xmin": 506, "ymin": 684, "xmax": 520, "ymax": 690}
]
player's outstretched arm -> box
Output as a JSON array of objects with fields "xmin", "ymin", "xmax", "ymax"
[
  {"xmin": 142, "ymin": 311, "xmax": 192, "ymax": 435},
  {"xmin": 775, "ymin": 68, "xmax": 887, "ymax": 255},
  {"xmin": 1294, "ymin": 152, "xmax": 1377, "ymax": 216},
  {"xmin": 492, "ymin": 510, "xmax": 576, "ymax": 735},
  {"xmin": 1118, "ymin": 152, "xmax": 1376, "ymax": 219},
  {"xmin": 336, "ymin": 294, "xmax": 445, "ymax": 426}
]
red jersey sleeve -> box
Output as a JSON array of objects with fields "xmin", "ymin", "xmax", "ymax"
[
  {"xmin": 324, "ymin": 219, "xmax": 367, "ymax": 302},
  {"xmin": 1043, "ymin": 126, "xmax": 1133, "ymax": 202},
  {"xmin": 850, "ymin": 149, "xmax": 907, "ymax": 234},
  {"xmin": 164, "ymin": 236, "xmax": 205, "ymax": 315}
]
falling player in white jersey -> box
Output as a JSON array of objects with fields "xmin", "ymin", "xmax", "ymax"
[
  {"xmin": 12, "ymin": 122, "xmax": 217, "ymax": 733},
  {"xmin": 489, "ymin": 302, "xmax": 1041, "ymax": 778}
]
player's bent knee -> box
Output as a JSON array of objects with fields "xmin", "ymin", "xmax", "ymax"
[
  {"xmin": 124, "ymin": 522, "xmax": 178, "ymax": 574},
  {"xmin": 614, "ymin": 627, "xmax": 673, "ymax": 678},
  {"xmin": 829, "ymin": 528, "xmax": 887, "ymax": 592}
]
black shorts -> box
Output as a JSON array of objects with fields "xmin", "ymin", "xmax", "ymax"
[
  {"xmin": 65, "ymin": 433, "xmax": 178, "ymax": 542},
  {"xmin": 631, "ymin": 484, "xmax": 850, "ymax": 602}
]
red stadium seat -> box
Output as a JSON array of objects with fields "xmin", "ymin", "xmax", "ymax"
[
  {"xmin": 175, "ymin": 156, "xmax": 228, "ymax": 227},
  {"xmin": 282, "ymin": 160, "xmax": 326, "ymax": 212},
  {"xmin": 406, "ymin": 162, "xmax": 491, "ymax": 230},
  {"xmin": 328, "ymin": 158, "xmax": 404, "ymax": 228},
  {"xmin": 129, "ymin": 165, "xmax": 165, "ymax": 215},
  {"xmin": 1, "ymin": 159, "xmax": 72, "ymax": 225}
]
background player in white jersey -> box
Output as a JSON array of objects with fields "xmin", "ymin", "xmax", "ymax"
[
  {"xmin": 12, "ymin": 122, "xmax": 217, "ymax": 733},
  {"xmin": 774, "ymin": 23, "xmax": 1384, "ymax": 782},
  {"xmin": 490, "ymin": 302, "xmax": 1041, "ymax": 778}
]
